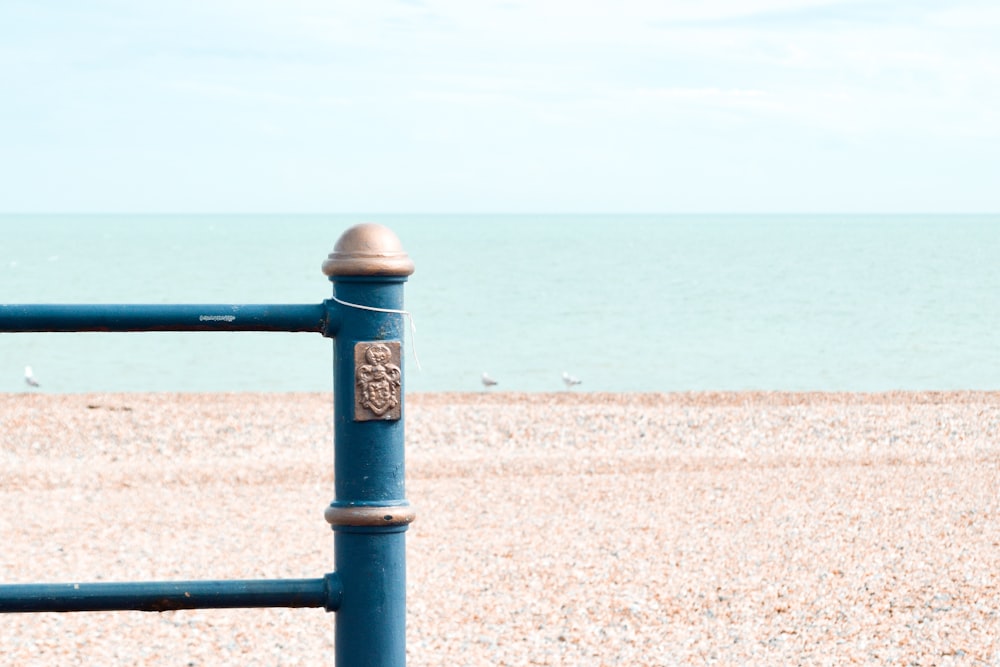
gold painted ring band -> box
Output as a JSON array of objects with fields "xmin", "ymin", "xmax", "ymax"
[{"xmin": 324, "ymin": 505, "xmax": 416, "ymax": 527}]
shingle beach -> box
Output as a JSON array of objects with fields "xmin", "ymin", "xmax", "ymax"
[{"xmin": 2, "ymin": 391, "xmax": 999, "ymax": 665}]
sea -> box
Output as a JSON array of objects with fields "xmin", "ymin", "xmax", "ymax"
[{"xmin": 1, "ymin": 214, "xmax": 998, "ymax": 394}]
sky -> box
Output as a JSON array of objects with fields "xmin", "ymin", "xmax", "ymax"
[{"xmin": 1, "ymin": 0, "xmax": 997, "ymax": 214}]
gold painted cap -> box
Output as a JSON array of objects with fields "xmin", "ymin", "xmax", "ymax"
[{"xmin": 322, "ymin": 223, "xmax": 415, "ymax": 277}]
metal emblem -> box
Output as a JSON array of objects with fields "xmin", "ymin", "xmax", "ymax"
[{"xmin": 354, "ymin": 341, "xmax": 402, "ymax": 421}]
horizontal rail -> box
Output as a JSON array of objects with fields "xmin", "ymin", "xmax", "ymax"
[
  {"xmin": 0, "ymin": 303, "xmax": 331, "ymax": 334},
  {"xmin": 0, "ymin": 574, "xmax": 341, "ymax": 613}
]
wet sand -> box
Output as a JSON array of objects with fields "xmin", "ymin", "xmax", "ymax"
[{"xmin": 2, "ymin": 391, "xmax": 999, "ymax": 665}]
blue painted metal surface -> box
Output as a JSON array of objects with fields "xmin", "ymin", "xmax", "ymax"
[
  {"xmin": 0, "ymin": 303, "xmax": 332, "ymax": 334},
  {"xmin": 327, "ymin": 275, "xmax": 412, "ymax": 667},
  {"xmin": 0, "ymin": 224, "xmax": 414, "ymax": 667},
  {"xmin": 0, "ymin": 576, "xmax": 341, "ymax": 613}
]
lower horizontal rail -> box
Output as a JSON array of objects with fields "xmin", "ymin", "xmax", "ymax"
[{"xmin": 0, "ymin": 574, "xmax": 341, "ymax": 613}]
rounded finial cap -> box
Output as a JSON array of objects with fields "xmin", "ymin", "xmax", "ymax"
[{"xmin": 322, "ymin": 223, "xmax": 415, "ymax": 277}]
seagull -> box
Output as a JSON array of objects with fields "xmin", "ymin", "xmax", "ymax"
[
  {"xmin": 481, "ymin": 372, "xmax": 498, "ymax": 389},
  {"xmin": 24, "ymin": 365, "xmax": 40, "ymax": 388},
  {"xmin": 562, "ymin": 371, "xmax": 582, "ymax": 390}
]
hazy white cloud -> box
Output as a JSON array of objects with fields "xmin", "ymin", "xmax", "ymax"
[{"xmin": 0, "ymin": 0, "xmax": 997, "ymax": 212}]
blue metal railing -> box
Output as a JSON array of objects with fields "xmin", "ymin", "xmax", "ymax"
[
  {"xmin": 0, "ymin": 303, "xmax": 331, "ymax": 333},
  {"xmin": 0, "ymin": 577, "xmax": 340, "ymax": 613},
  {"xmin": 0, "ymin": 223, "xmax": 415, "ymax": 667}
]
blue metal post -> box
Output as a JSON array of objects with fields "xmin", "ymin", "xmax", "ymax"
[{"xmin": 321, "ymin": 224, "xmax": 415, "ymax": 667}]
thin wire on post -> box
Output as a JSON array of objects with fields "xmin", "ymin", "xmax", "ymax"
[{"xmin": 329, "ymin": 295, "xmax": 421, "ymax": 370}]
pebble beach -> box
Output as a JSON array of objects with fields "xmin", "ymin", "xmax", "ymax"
[{"xmin": 1, "ymin": 391, "xmax": 999, "ymax": 666}]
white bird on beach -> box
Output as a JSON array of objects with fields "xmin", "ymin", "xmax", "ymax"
[
  {"xmin": 562, "ymin": 371, "xmax": 582, "ymax": 390},
  {"xmin": 481, "ymin": 372, "xmax": 498, "ymax": 389},
  {"xmin": 24, "ymin": 366, "xmax": 40, "ymax": 388}
]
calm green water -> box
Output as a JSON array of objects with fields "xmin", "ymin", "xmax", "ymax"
[{"xmin": 1, "ymin": 214, "xmax": 998, "ymax": 393}]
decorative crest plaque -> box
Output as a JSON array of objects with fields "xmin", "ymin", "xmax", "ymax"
[{"xmin": 354, "ymin": 341, "xmax": 402, "ymax": 421}]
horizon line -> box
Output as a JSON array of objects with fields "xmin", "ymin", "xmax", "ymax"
[{"xmin": 1, "ymin": 211, "xmax": 998, "ymax": 217}]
